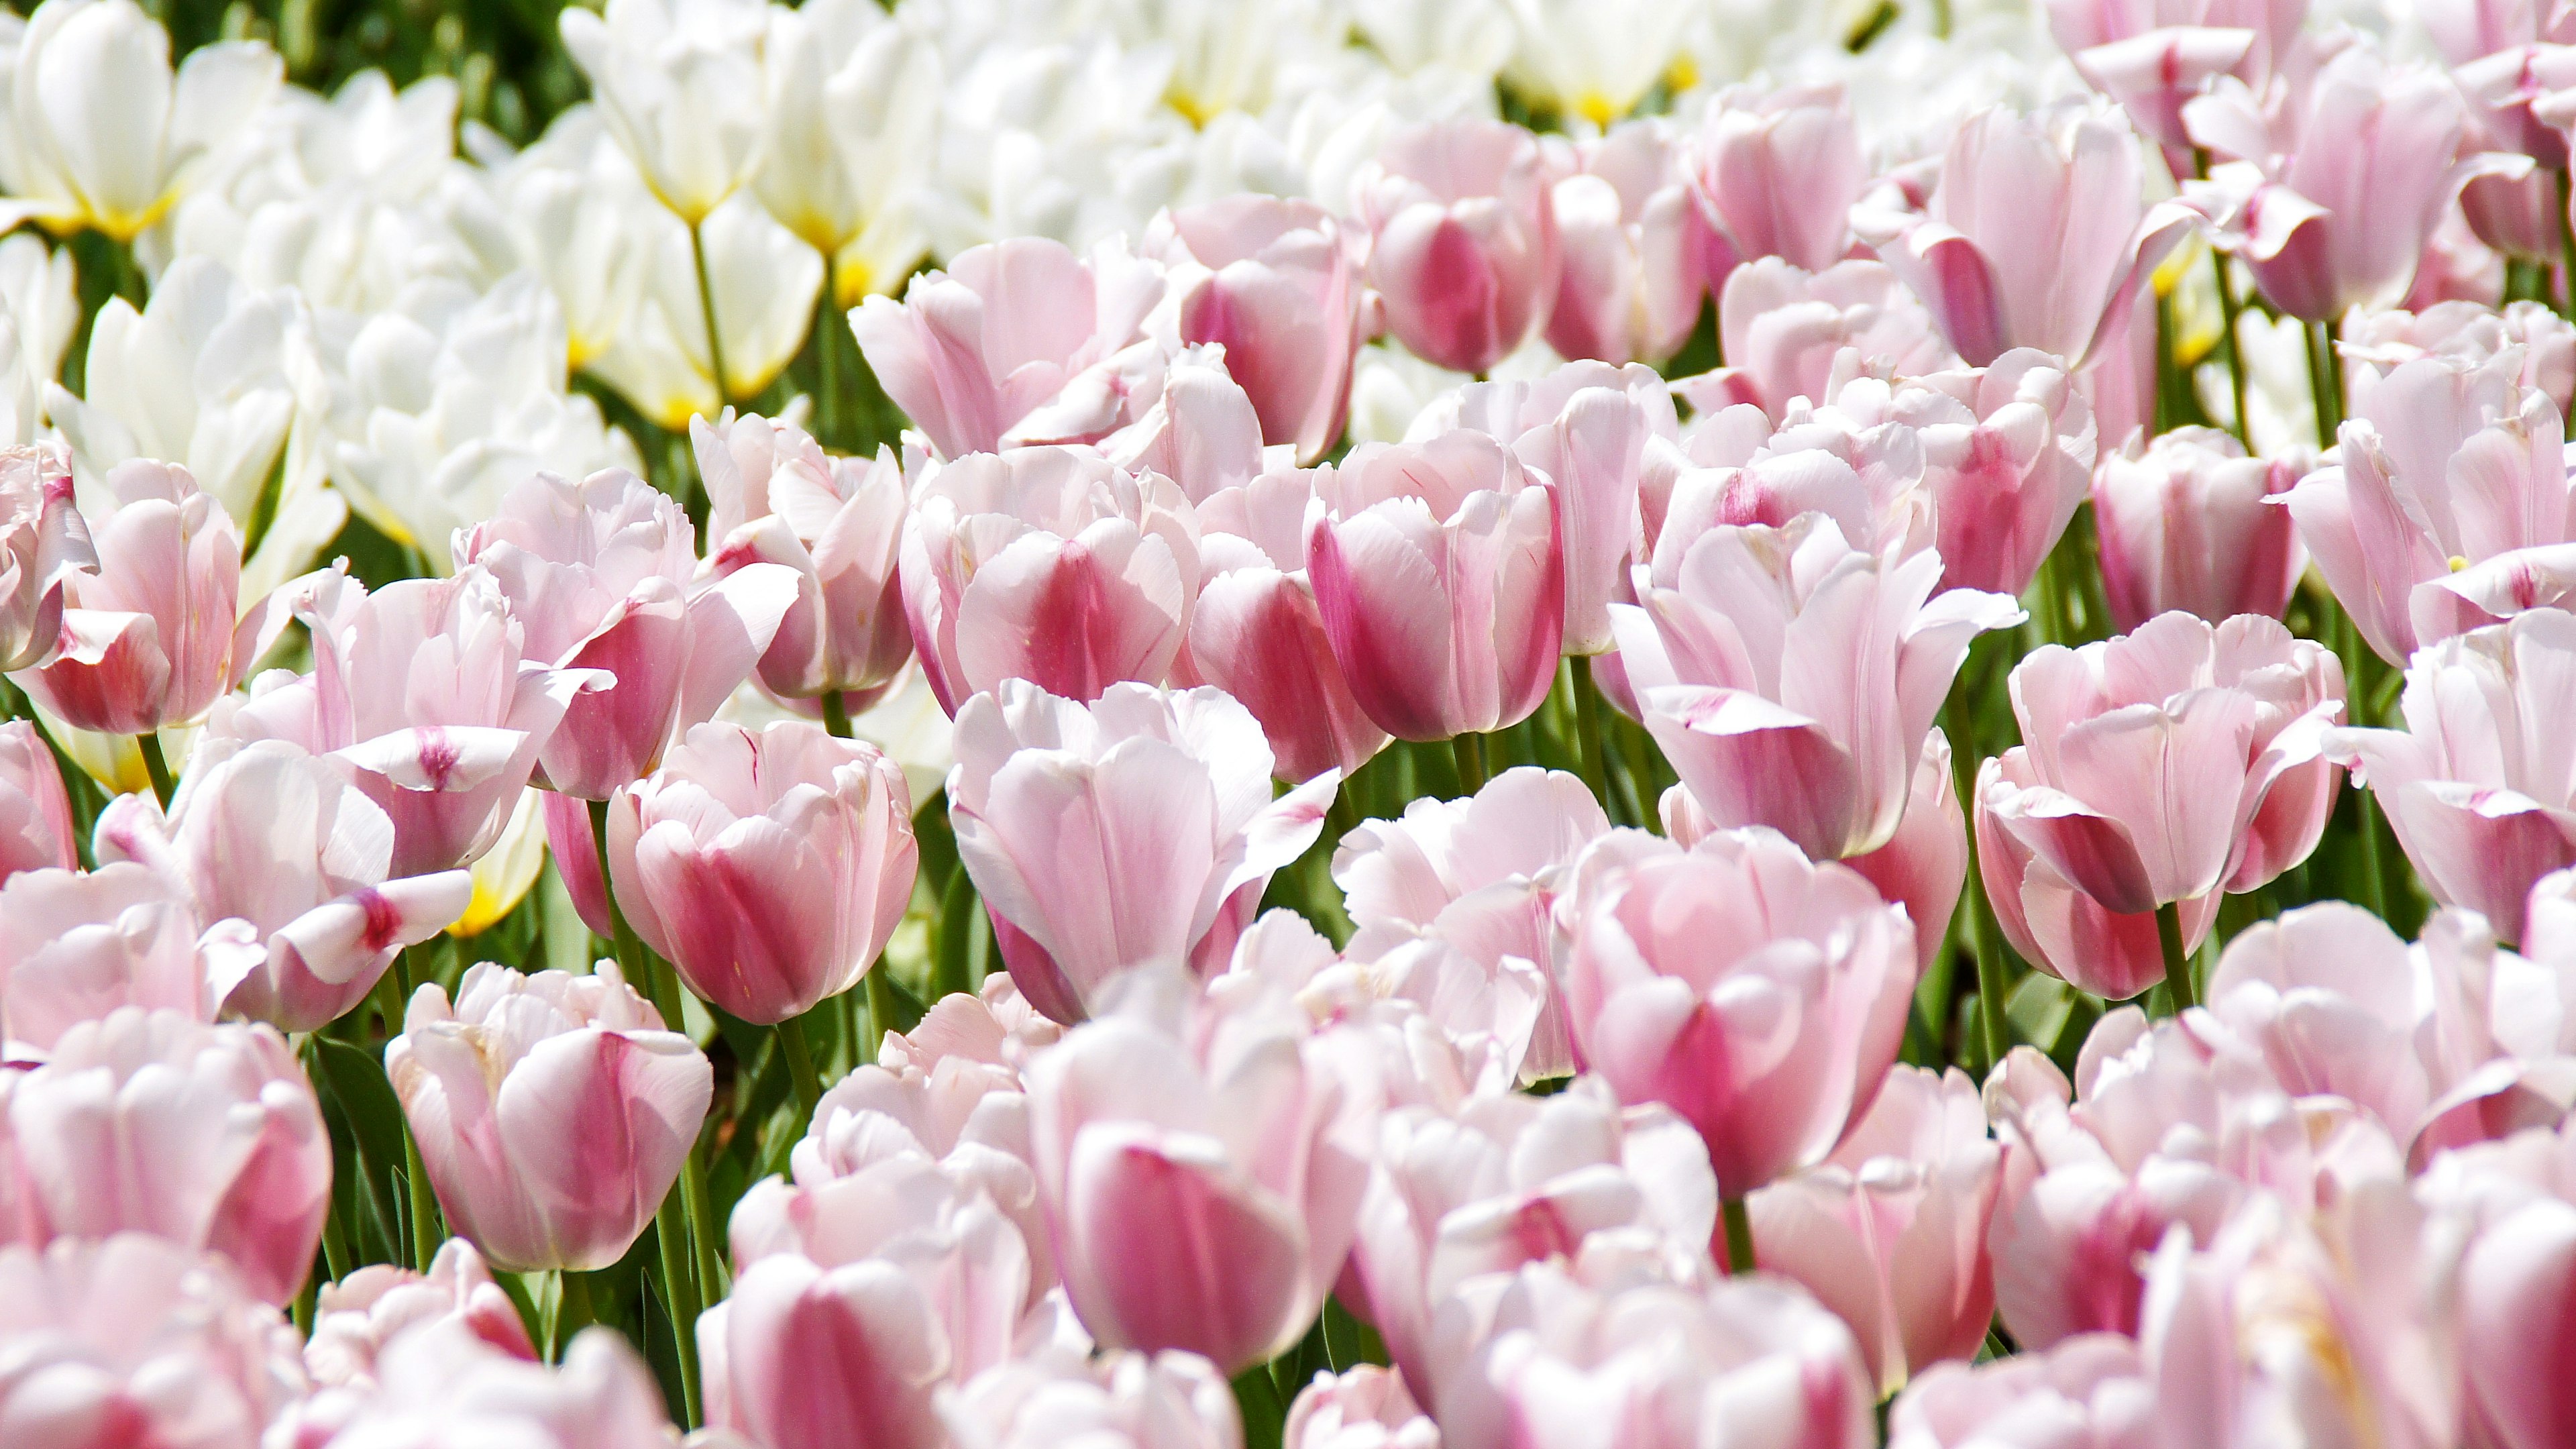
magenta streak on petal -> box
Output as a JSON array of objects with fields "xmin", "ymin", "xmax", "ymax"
[
  {"xmin": 1021, "ymin": 540, "xmax": 1128, "ymax": 703},
  {"xmin": 357, "ymin": 887, "xmax": 405, "ymax": 953}
]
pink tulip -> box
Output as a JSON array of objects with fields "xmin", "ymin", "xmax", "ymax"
[
  {"xmin": 1307, "ymin": 431, "xmax": 1564, "ymax": 740},
  {"xmin": 949, "ymin": 680, "xmax": 1338, "ymax": 1024},
  {"xmin": 696, "ymin": 413, "xmax": 914, "ymax": 713},
  {"xmin": 1436, "ymin": 1263, "xmax": 1874, "ymax": 1449},
  {"xmin": 1177, "ymin": 469, "xmax": 1388, "ymax": 782},
  {"xmin": 455, "ymin": 468, "xmax": 798, "ymax": 800},
  {"xmin": 1975, "ymin": 613, "xmax": 2343, "ymax": 998},
  {"xmin": 1866, "ymin": 107, "xmax": 2195, "ymax": 367},
  {"xmin": 1613, "ymin": 511, "xmax": 2021, "ymax": 861},
  {"xmin": 0, "ymin": 1009, "xmax": 330, "ymax": 1304},
  {"xmin": 605, "ymin": 720, "xmax": 916, "ymax": 1024},
  {"xmin": 2343, "ymin": 299, "xmax": 2576, "ymax": 417},
  {"xmin": 1544, "ymin": 119, "xmax": 1711, "ymax": 368},
  {"xmin": 878, "ymin": 971, "xmax": 1063, "ymax": 1077},
  {"xmin": 2427, "ymin": 0, "xmax": 2576, "ymax": 63},
  {"xmin": 849, "ymin": 235, "xmax": 1167, "ymax": 460},
  {"xmin": 1099, "ymin": 348, "xmax": 1275, "ymax": 505},
  {"xmin": 1024, "ymin": 970, "xmax": 1366, "ymax": 1372},
  {"xmin": 2454, "ymin": 48, "xmax": 2576, "ymax": 260},
  {"xmin": 0, "ymin": 1234, "xmax": 309, "ymax": 1449},
  {"xmin": 1688, "ymin": 258, "xmax": 1952, "ymax": 420},
  {"xmin": 2093, "ymin": 427, "xmax": 2308, "ymax": 629},
  {"xmin": 0, "ymin": 442, "xmax": 91, "ymax": 672},
  {"xmin": 207, "ymin": 565, "xmax": 600, "ymax": 876},
  {"xmin": 2458, "ymin": 1173, "xmax": 2576, "ymax": 1448},
  {"xmin": 15, "ymin": 460, "xmax": 296, "ymax": 737},
  {"xmin": 936, "ymin": 1348, "xmax": 1243, "ymax": 1449},
  {"xmin": 1150, "ymin": 195, "xmax": 1368, "ymax": 463},
  {"xmin": 1746, "ymin": 1065, "xmax": 2000, "ymax": 1397},
  {"xmin": 900, "ymin": 446, "xmax": 1201, "ymax": 716},
  {"xmin": 1285, "ymin": 1366, "xmax": 1438, "ymax": 1449},
  {"xmin": 1685, "ymin": 85, "xmax": 1866, "ymax": 274},
  {"xmin": 2186, "ymin": 44, "xmax": 2518, "ymax": 321},
  {"xmin": 93, "ymin": 738, "xmax": 472, "ymax": 1032},
  {"xmin": 0, "ymin": 862, "xmax": 236, "ymax": 1057},
  {"xmin": 1354, "ymin": 119, "xmax": 1562, "ymax": 375},
  {"xmin": 0, "ymin": 720, "xmax": 71, "ymax": 885},
  {"xmin": 292, "ymin": 1320, "xmax": 674, "ymax": 1449},
  {"xmin": 1344, "ymin": 1073, "xmax": 1717, "ymax": 1395},
  {"xmin": 1560, "ymin": 828, "xmax": 1917, "ymax": 1198},
  {"xmin": 303, "ymin": 1239, "xmax": 537, "ymax": 1392},
  {"xmin": 2326, "ymin": 608, "xmax": 2576, "ymax": 943},
  {"xmin": 1428, "ymin": 361, "xmax": 1679, "ymax": 655},
  {"xmin": 1899, "ymin": 350, "xmax": 2100, "ymax": 598},
  {"xmin": 1886, "ymin": 1332, "xmax": 2156, "ymax": 1449},
  {"xmin": 2043, "ymin": 0, "xmax": 2306, "ymax": 155},
  {"xmin": 387, "ymin": 960, "xmax": 713, "ymax": 1272}
]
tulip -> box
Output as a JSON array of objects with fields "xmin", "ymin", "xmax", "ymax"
[
  {"xmin": 936, "ymin": 1349, "xmax": 1244, "ymax": 1449},
  {"xmin": 851, "ymin": 236, "xmax": 1166, "ymax": 460},
  {"xmin": 2459, "ymin": 1189, "xmax": 2576, "ymax": 1449},
  {"xmin": 2092, "ymin": 426, "xmax": 2308, "ymax": 629},
  {"xmin": 1353, "ymin": 119, "xmax": 1561, "ymax": 375},
  {"xmin": 1023, "ymin": 973, "xmax": 1366, "ymax": 1371},
  {"xmin": 1499, "ymin": 0, "xmax": 1703, "ymax": 129},
  {"xmin": 13, "ymin": 460, "xmax": 297, "ymax": 737},
  {"xmin": 1746, "ymin": 1065, "xmax": 2000, "ymax": 1397},
  {"xmin": 583, "ymin": 193, "xmax": 826, "ymax": 424},
  {"xmin": 1866, "ymin": 105, "xmax": 2195, "ymax": 366},
  {"xmin": 387, "ymin": 959, "xmax": 714, "ymax": 1273},
  {"xmin": 1307, "ymin": 431, "xmax": 1564, "ymax": 741},
  {"xmin": 1, "ymin": 1009, "xmax": 330, "ymax": 1304},
  {"xmin": 0, "ymin": 441, "xmax": 91, "ymax": 672},
  {"xmin": 304, "ymin": 1238, "xmax": 537, "ymax": 1393},
  {"xmin": 93, "ymin": 738, "xmax": 472, "ymax": 1032},
  {"xmin": 1097, "ymin": 346, "xmax": 1273, "ymax": 505},
  {"xmin": 605, "ymin": 720, "xmax": 916, "ymax": 1024},
  {"xmin": 2326, "ymin": 608, "xmax": 2576, "ymax": 943},
  {"xmin": 1150, "ymin": 195, "xmax": 1368, "ymax": 463},
  {"xmin": 900, "ymin": 446, "xmax": 1201, "ymax": 716},
  {"xmin": 1613, "ymin": 511, "xmax": 2022, "ymax": 861},
  {"xmin": 1686, "ymin": 85, "xmax": 1865, "ymax": 274},
  {"xmin": 1886, "ymin": 1333, "xmax": 2156, "ymax": 1449},
  {"xmin": 455, "ymin": 468, "xmax": 798, "ymax": 799},
  {"xmin": 1437, "ymin": 1263, "xmax": 1875, "ymax": 1449},
  {"xmin": 745, "ymin": 0, "xmax": 939, "ymax": 280},
  {"xmin": 296, "ymin": 1320, "xmax": 676, "ymax": 1449},
  {"xmin": 949, "ymin": 680, "xmax": 1338, "ymax": 1024},
  {"xmin": 2343, "ymin": 299, "xmax": 2576, "ymax": 417},
  {"xmin": 1690, "ymin": 258, "xmax": 1952, "ymax": 420},
  {"xmin": 557, "ymin": 0, "xmax": 766, "ymax": 225},
  {"xmin": 696, "ymin": 414, "xmax": 915, "ymax": 713},
  {"xmin": 0, "ymin": 0, "xmax": 280, "ymax": 241},
  {"xmin": 1285, "ymin": 1366, "xmax": 1438, "ymax": 1449},
  {"xmin": 1896, "ymin": 350, "xmax": 2099, "ymax": 598},
  {"xmin": 0, "ymin": 861, "xmax": 237, "ymax": 1055},
  {"xmin": 1976, "ymin": 612, "xmax": 2343, "ymax": 1000},
  {"xmin": 2186, "ymin": 44, "xmax": 2517, "ymax": 321},
  {"xmin": 1544, "ymin": 119, "xmax": 1711, "ymax": 368},
  {"xmin": 1560, "ymin": 828, "xmax": 1918, "ymax": 1198},
  {"xmin": 0, "ymin": 720, "xmax": 70, "ymax": 884},
  {"xmin": 0, "ymin": 1234, "xmax": 309, "ymax": 1449}
]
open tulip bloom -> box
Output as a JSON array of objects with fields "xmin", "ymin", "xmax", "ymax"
[{"xmin": 11, "ymin": 3, "xmax": 2576, "ymax": 1447}]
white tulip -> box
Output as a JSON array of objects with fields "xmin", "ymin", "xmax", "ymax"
[
  {"xmin": 0, "ymin": 231, "xmax": 74, "ymax": 443},
  {"xmin": 481, "ymin": 107, "xmax": 660, "ymax": 372},
  {"xmin": 585, "ymin": 194, "xmax": 820, "ymax": 429},
  {"xmin": 749, "ymin": 0, "xmax": 938, "ymax": 301},
  {"xmin": 0, "ymin": 0, "xmax": 279, "ymax": 241},
  {"xmin": 559, "ymin": 0, "xmax": 769, "ymax": 225},
  {"xmin": 1501, "ymin": 0, "xmax": 1704, "ymax": 129}
]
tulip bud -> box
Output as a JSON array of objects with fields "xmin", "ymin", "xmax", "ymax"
[
  {"xmin": 1151, "ymin": 195, "xmax": 1368, "ymax": 464},
  {"xmin": 0, "ymin": 441, "xmax": 91, "ymax": 672},
  {"xmin": 1898, "ymin": 350, "xmax": 2098, "ymax": 599},
  {"xmin": 606, "ymin": 720, "xmax": 916, "ymax": 1024},
  {"xmin": 1686, "ymin": 85, "xmax": 1865, "ymax": 274},
  {"xmin": 388, "ymin": 960, "xmax": 713, "ymax": 1272},
  {"xmin": 2092, "ymin": 427, "xmax": 2307, "ymax": 630},
  {"xmin": 556, "ymin": 0, "xmax": 765, "ymax": 225},
  {"xmin": 1354, "ymin": 119, "xmax": 1561, "ymax": 375},
  {"xmin": 1544, "ymin": 119, "xmax": 1711, "ymax": 368},
  {"xmin": 1, "ymin": 1009, "xmax": 331, "ymax": 1304},
  {"xmin": 1691, "ymin": 258, "xmax": 1951, "ymax": 420},
  {"xmin": 0, "ymin": 860, "xmax": 238, "ymax": 1055}
]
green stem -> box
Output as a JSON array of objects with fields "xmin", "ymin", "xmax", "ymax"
[
  {"xmin": 775, "ymin": 1012, "xmax": 824, "ymax": 1121},
  {"xmin": 2303, "ymin": 317, "xmax": 2345, "ymax": 447},
  {"xmin": 319, "ymin": 1196, "xmax": 351, "ymax": 1283},
  {"xmin": 819, "ymin": 690, "xmax": 852, "ymax": 739},
  {"xmin": 1569, "ymin": 654, "xmax": 1611, "ymax": 806},
  {"xmin": 2212, "ymin": 248, "xmax": 2251, "ymax": 447},
  {"xmin": 2155, "ymin": 899, "xmax": 2196, "ymax": 1012},
  {"xmin": 2558, "ymin": 169, "xmax": 2576, "ymax": 324},
  {"xmin": 1231, "ymin": 1364, "xmax": 1286, "ymax": 1449},
  {"xmin": 865, "ymin": 968, "xmax": 900, "ymax": 1065},
  {"xmin": 818, "ymin": 253, "xmax": 843, "ymax": 449},
  {"xmin": 402, "ymin": 1118, "xmax": 441, "ymax": 1273},
  {"xmin": 690, "ymin": 219, "xmax": 734, "ymax": 409},
  {"xmin": 1721, "ymin": 1197, "xmax": 1757, "ymax": 1275},
  {"xmin": 1452, "ymin": 731, "xmax": 1487, "ymax": 797},
  {"xmin": 554, "ymin": 1267, "xmax": 594, "ymax": 1360},
  {"xmin": 138, "ymin": 731, "xmax": 175, "ymax": 808}
]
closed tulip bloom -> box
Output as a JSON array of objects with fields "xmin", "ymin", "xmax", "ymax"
[
  {"xmin": 696, "ymin": 414, "xmax": 914, "ymax": 712},
  {"xmin": 1686, "ymin": 85, "xmax": 1866, "ymax": 274},
  {"xmin": 2326, "ymin": 608, "xmax": 2576, "ymax": 943},
  {"xmin": 1150, "ymin": 195, "xmax": 1367, "ymax": 463},
  {"xmin": 387, "ymin": 960, "xmax": 713, "ymax": 1273},
  {"xmin": 1307, "ymin": 431, "xmax": 1563, "ymax": 741},
  {"xmin": 1747, "ymin": 1065, "xmax": 2001, "ymax": 1397},
  {"xmin": 1976, "ymin": 614, "xmax": 2343, "ymax": 996},
  {"xmin": 900, "ymin": 447, "xmax": 1201, "ymax": 717},
  {"xmin": 745, "ymin": 0, "xmax": 938, "ymax": 271},
  {"xmin": 0, "ymin": 442, "xmax": 91, "ymax": 672},
  {"xmin": 14, "ymin": 460, "xmax": 296, "ymax": 737},
  {"xmin": 851, "ymin": 237, "xmax": 1166, "ymax": 461},
  {"xmin": 1, "ymin": 1009, "xmax": 330, "ymax": 1304},
  {"xmin": 0, "ymin": 0, "xmax": 280, "ymax": 241},
  {"xmin": 1896, "ymin": 350, "xmax": 2100, "ymax": 598},
  {"xmin": 1354, "ymin": 119, "xmax": 1561, "ymax": 375},
  {"xmin": 1285, "ymin": 1366, "xmax": 1438, "ymax": 1449},
  {"xmin": 1025, "ymin": 974, "xmax": 1366, "ymax": 1373},
  {"xmin": 949, "ymin": 680, "xmax": 1338, "ymax": 1024},
  {"xmin": 93, "ymin": 739, "xmax": 471, "ymax": 1032},
  {"xmin": 454, "ymin": 468, "xmax": 798, "ymax": 799},
  {"xmin": 0, "ymin": 861, "xmax": 237, "ymax": 1056},
  {"xmin": 303, "ymin": 1239, "xmax": 537, "ymax": 1392},
  {"xmin": 0, "ymin": 720, "xmax": 70, "ymax": 884},
  {"xmin": 2093, "ymin": 427, "xmax": 2308, "ymax": 629},
  {"xmin": 0, "ymin": 1234, "xmax": 308, "ymax": 1449},
  {"xmin": 556, "ymin": 0, "xmax": 765, "ymax": 224},
  {"xmin": 1886, "ymin": 1333, "xmax": 2156, "ymax": 1449},
  {"xmin": 1544, "ymin": 119, "xmax": 1711, "ymax": 368},
  {"xmin": 936, "ymin": 1349, "xmax": 1243, "ymax": 1449},
  {"xmin": 1614, "ymin": 511, "xmax": 2021, "ymax": 862},
  {"xmin": 1560, "ymin": 828, "xmax": 1918, "ymax": 1198},
  {"xmin": 1866, "ymin": 106, "xmax": 2194, "ymax": 367},
  {"xmin": 606, "ymin": 720, "xmax": 916, "ymax": 1024}
]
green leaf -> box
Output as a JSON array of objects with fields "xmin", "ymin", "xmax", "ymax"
[{"xmin": 311, "ymin": 1036, "xmax": 409, "ymax": 1172}]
